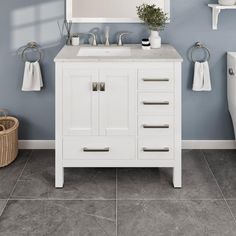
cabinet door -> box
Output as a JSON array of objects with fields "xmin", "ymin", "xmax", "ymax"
[
  {"xmin": 63, "ymin": 67, "xmax": 99, "ymax": 135},
  {"xmin": 99, "ymin": 69, "xmax": 136, "ymax": 135}
]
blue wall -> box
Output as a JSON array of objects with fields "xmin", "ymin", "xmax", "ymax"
[{"xmin": 0, "ymin": 0, "xmax": 236, "ymax": 140}]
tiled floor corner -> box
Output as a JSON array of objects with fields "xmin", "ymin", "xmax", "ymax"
[{"xmin": 0, "ymin": 149, "xmax": 236, "ymax": 235}]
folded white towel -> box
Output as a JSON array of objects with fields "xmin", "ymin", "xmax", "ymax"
[
  {"xmin": 22, "ymin": 61, "xmax": 43, "ymax": 91},
  {"xmin": 192, "ymin": 61, "xmax": 211, "ymax": 91}
]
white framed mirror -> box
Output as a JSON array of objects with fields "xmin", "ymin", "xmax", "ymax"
[{"xmin": 66, "ymin": 0, "xmax": 170, "ymax": 23}]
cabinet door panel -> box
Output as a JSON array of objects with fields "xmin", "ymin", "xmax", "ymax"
[
  {"xmin": 99, "ymin": 69, "xmax": 136, "ymax": 135},
  {"xmin": 63, "ymin": 68, "xmax": 99, "ymax": 135}
]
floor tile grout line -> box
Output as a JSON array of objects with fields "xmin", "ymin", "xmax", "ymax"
[
  {"xmin": 201, "ymin": 150, "xmax": 236, "ymax": 224},
  {"xmin": 0, "ymin": 150, "xmax": 33, "ymax": 217},
  {"xmin": 0, "ymin": 200, "xmax": 8, "ymax": 217},
  {"xmin": 116, "ymin": 168, "xmax": 118, "ymax": 236},
  {"xmin": 9, "ymin": 150, "xmax": 33, "ymax": 199},
  {"xmin": 6, "ymin": 198, "xmax": 226, "ymax": 201}
]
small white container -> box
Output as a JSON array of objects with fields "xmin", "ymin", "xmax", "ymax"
[
  {"xmin": 218, "ymin": 0, "xmax": 236, "ymax": 6},
  {"xmin": 72, "ymin": 36, "xmax": 80, "ymax": 46}
]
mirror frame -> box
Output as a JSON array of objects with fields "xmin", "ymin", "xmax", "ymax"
[{"xmin": 66, "ymin": 0, "xmax": 170, "ymax": 23}]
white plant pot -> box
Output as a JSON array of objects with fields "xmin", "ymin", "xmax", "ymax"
[
  {"xmin": 218, "ymin": 0, "xmax": 236, "ymax": 6},
  {"xmin": 149, "ymin": 30, "xmax": 161, "ymax": 49}
]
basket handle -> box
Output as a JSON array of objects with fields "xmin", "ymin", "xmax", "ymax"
[
  {"xmin": 0, "ymin": 124, "xmax": 5, "ymax": 131},
  {"xmin": 0, "ymin": 109, "xmax": 8, "ymax": 117}
]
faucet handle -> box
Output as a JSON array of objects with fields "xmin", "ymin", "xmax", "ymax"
[{"xmin": 117, "ymin": 32, "xmax": 132, "ymax": 46}]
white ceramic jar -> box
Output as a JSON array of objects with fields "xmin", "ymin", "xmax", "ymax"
[
  {"xmin": 218, "ymin": 0, "xmax": 236, "ymax": 6},
  {"xmin": 72, "ymin": 36, "xmax": 80, "ymax": 46}
]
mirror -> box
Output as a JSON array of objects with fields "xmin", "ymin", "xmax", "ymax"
[{"xmin": 66, "ymin": 0, "xmax": 170, "ymax": 23}]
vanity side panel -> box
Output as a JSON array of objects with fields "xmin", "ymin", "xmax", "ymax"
[
  {"xmin": 55, "ymin": 62, "xmax": 64, "ymax": 187},
  {"xmin": 173, "ymin": 61, "xmax": 182, "ymax": 188}
]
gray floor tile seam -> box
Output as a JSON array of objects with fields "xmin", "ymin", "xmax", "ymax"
[
  {"xmin": 0, "ymin": 150, "xmax": 33, "ymax": 218},
  {"xmin": 116, "ymin": 168, "xmax": 118, "ymax": 236},
  {"xmin": 201, "ymin": 150, "xmax": 226, "ymax": 199},
  {"xmin": 202, "ymin": 150, "xmax": 236, "ymax": 224},
  {"xmin": 7, "ymin": 197, "xmax": 227, "ymax": 201},
  {"xmin": 8, "ymin": 150, "xmax": 33, "ymax": 199},
  {"xmin": 8, "ymin": 198, "xmax": 117, "ymax": 201},
  {"xmin": 116, "ymin": 199, "xmax": 228, "ymax": 202},
  {"xmin": 0, "ymin": 201, "xmax": 8, "ymax": 217}
]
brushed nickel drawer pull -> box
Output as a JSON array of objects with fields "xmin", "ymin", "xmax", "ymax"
[
  {"xmin": 143, "ymin": 124, "xmax": 169, "ymax": 129},
  {"xmin": 143, "ymin": 147, "xmax": 169, "ymax": 152},
  {"xmin": 83, "ymin": 147, "xmax": 110, "ymax": 152},
  {"xmin": 142, "ymin": 78, "xmax": 169, "ymax": 82},
  {"xmin": 99, "ymin": 82, "xmax": 105, "ymax": 92},
  {"xmin": 143, "ymin": 101, "xmax": 169, "ymax": 105},
  {"xmin": 92, "ymin": 82, "xmax": 98, "ymax": 91}
]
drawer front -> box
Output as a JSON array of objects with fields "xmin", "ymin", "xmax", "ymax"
[
  {"xmin": 138, "ymin": 136, "xmax": 174, "ymax": 160},
  {"xmin": 138, "ymin": 93, "xmax": 174, "ymax": 115},
  {"xmin": 63, "ymin": 136, "xmax": 135, "ymax": 160},
  {"xmin": 138, "ymin": 67, "xmax": 174, "ymax": 92},
  {"xmin": 138, "ymin": 116, "xmax": 174, "ymax": 136}
]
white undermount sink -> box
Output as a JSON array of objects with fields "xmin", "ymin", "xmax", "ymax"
[{"xmin": 77, "ymin": 47, "xmax": 131, "ymax": 57}]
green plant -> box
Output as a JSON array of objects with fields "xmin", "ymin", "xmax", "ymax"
[{"xmin": 136, "ymin": 4, "xmax": 168, "ymax": 31}]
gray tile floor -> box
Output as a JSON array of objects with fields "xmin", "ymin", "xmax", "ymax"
[{"xmin": 0, "ymin": 149, "xmax": 236, "ymax": 235}]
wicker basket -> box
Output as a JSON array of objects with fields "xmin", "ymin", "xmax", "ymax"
[{"xmin": 0, "ymin": 109, "xmax": 19, "ymax": 167}]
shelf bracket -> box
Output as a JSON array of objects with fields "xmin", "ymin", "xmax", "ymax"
[{"xmin": 212, "ymin": 7, "xmax": 221, "ymax": 30}]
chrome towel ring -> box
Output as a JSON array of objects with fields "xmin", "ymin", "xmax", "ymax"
[
  {"xmin": 189, "ymin": 42, "xmax": 210, "ymax": 62},
  {"xmin": 21, "ymin": 42, "xmax": 42, "ymax": 62}
]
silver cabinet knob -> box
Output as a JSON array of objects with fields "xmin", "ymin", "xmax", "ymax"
[
  {"xmin": 229, "ymin": 68, "xmax": 235, "ymax": 76},
  {"xmin": 92, "ymin": 82, "xmax": 98, "ymax": 91},
  {"xmin": 99, "ymin": 82, "xmax": 105, "ymax": 92}
]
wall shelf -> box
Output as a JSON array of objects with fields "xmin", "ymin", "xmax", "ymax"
[{"xmin": 208, "ymin": 4, "xmax": 236, "ymax": 30}]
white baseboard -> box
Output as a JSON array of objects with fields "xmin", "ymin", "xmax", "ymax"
[
  {"xmin": 19, "ymin": 140, "xmax": 236, "ymax": 150},
  {"xmin": 19, "ymin": 140, "xmax": 55, "ymax": 149},
  {"xmin": 182, "ymin": 140, "xmax": 236, "ymax": 149}
]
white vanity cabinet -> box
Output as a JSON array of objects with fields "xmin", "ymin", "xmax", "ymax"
[{"xmin": 55, "ymin": 45, "xmax": 182, "ymax": 189}]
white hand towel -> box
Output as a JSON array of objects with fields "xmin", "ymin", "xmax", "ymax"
[
  {"xmin": 22, "ymin": 61, "xmax": 43, "ymax": 91},
  {"xmin": 192, "ymin": 61, "xmax": 211, "ymax": 91},
  {"xmin": 202, "ymin": 61, "xmax": 212, "ymax": 91}
]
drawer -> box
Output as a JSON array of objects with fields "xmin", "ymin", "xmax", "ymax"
[
  {"xmin": 138, "ymin": 136, "xmax": 174, "ymax": 160},
  {"xmin": 138, "ymin": 93, "xmax": 174, "ymax": 115},
  {"xmin": 63, "ymin": 136, "xmax": 135, "ymax": 160},
  {"xmin": 138, "ymin": 116, "xmax": 174, "ymax": 136},
  {"xmin": 138, "ymin": 67, "xmax": 174, "ymax": 92}
]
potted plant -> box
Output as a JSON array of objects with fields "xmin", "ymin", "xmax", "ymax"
[{"xmin": 137, "ymin": 4, "xmax": 168, "ymax": 48}]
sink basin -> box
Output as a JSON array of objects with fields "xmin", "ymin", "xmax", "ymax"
[{"xmin": 77, "ymin": 47, "xmax": 131, "ymax": 57}]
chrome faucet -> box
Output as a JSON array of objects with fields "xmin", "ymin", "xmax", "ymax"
[
  {"xmin": 104, "ymin": 27, "xmax": 110, "ymax": 46},
  {"xmin": 117, "ymin": 32, "xmax": 131, "ymax": 46},
  {"xmin": 87, "ymin": 33, "xmax": 97, "ymax": 46}
]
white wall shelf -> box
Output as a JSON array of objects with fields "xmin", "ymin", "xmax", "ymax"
[{"xmin": 208, "ymin": 4, "xmax": 236, "ymax": 30}]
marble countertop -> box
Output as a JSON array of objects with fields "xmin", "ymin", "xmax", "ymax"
[{"xmin": 54, "ymin": 44, "xmax": 183, "ymax": 62}]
